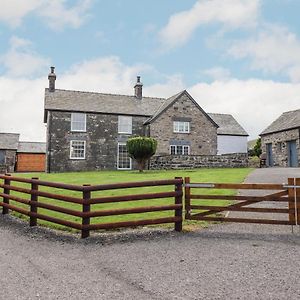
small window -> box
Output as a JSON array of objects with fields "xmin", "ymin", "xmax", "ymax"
[
  {"xmin": 170, "ymin": 145, "xmax": 190, "ymax": 155},
  {"xmin": 117, "ymin": 143, "xmax": 132, "ymax": 169},
  {"xmin": 0, "ymin": 150, "xmax": 5, "ymax": 164},
  {"xmin": 173, "ymin": 121, "xmax": 190, "ymax": 133},
  {"xmin": 118, "ymin": 116, "xmax": 132, "ymax": 134},
  {"xmin": 70, "ymin": 140, "xmax": 86, "ymax": 159},
  {"xmin": 71, "ymin": 113, "xmax": 86, "ymax": 132}
]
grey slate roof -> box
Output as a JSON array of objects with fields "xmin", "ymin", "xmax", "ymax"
[
  {"xmin": 44, "ymin": 88, "xmax": 248, "ymax": 135},
  {"xmin": 17, "ymin": 142, "xmax": 46, "ymax": 153},
  {"xmin": 208, "ymin": 113, "xmax": 248, "ymax": 136},
  {"xmin": 0, "ymin": 133, "xmax": 20, "ymax": 150},
  {"xmin": 44, "ymin": 88, "xmax": 165, "ymax": 121},
  {"xmin": 260, "ymin": 109, "xmax": 300, "ymax": 135}
]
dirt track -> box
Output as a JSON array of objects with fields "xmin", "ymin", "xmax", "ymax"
[{"xmin": 0, "ymin": 168, "xmax": 300, "ymax": 300}]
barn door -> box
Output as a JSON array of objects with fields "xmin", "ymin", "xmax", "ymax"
[
  {"xmin": 266, "ymin": 143, "xmax": 273, "ymax": 167},
  {"xmin": 288, "ymin": 140, "xmax": 298, "ymax": 167}
]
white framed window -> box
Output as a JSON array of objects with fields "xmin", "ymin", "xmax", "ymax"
[
  {"xmin": 170, "ymin": 145, "xmax": 190, "ymax": 155},
  {"xmin": 71, "ymin": 113, "xmax": 86, "ymax": 132},
  {"xmin": 70, "ymin": 140, "xmax": 86, "ymax": 159},
  {"xmin": 117, "ymin": 143, "xmax": 132, "ymax": 170},
  {"xmin": 173, "ymin": 121, "xmax": 190, "ymax": 133},
  {"xmin": 118, "ymin": 116, "xmax": 132, "ymax": 134}
]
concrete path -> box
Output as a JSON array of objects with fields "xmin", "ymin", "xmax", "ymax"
[{"xmin": 0, "ymin": 168, "xmax": 299, "ymax": 300}]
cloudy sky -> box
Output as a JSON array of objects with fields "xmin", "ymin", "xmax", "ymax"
[{"xmin": 0, "ymin": 0, "xmax": 300, "ymax": 141}]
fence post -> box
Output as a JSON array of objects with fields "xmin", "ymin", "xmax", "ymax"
[
  {"xmin": 184, "ymin": 177, "xmax": 191, "ymax": 219},
  {"xmin": 30, "ymin": 177, "xmax": 39, "ymax": 227},
  {"xmin": 288, "ymin": 178, "xmax": 296, "ymax": 225},
  {"xmin": 174, "ymin": 177, "xmax": 183, "ymax": 232},
  {"xmin": 2, "ymin": 174, "xmax": 11, "ymax": 215},
  {"xmin": 81, "ymin": 185, "xmax": 91, "ymax": 238}
]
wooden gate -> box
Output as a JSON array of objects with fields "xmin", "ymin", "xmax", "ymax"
[{"xmin": 184, "ymin": 177, "xmax": 300, "ymax": 226}]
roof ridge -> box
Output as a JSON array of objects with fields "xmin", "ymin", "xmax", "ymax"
[
  {"xmin": 282, "ymin": 108, "xmax": 300, "ymax": 114},
  {"xmin": 46, "ymin": 88, "xmax": 166, "ymax": 100},
  {"xmin": 208, "ymin": 112, "xmax": 232, "ymax": 116}
]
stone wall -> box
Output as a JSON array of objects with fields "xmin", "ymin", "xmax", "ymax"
[
  {"xmin": 261, "ymin": 128, "xmax": 300, "ymax": 167},
  {"xmin": 150, "ymin": 153, "xmax": 248, "ymax": 169},
  {"xmin": 149, "ymin": 92, "xmax": 218, "ymax": 156},
  {"xmin": 47, "ymin": 111, "xmax": 147, "ymax": 172},
  {"xmin": 0, "ymin": 150, "xmax": 17, "ymax": 173}
]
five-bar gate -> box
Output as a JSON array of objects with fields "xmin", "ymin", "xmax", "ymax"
[{"xmin": 184, "ymin": 177, "xmax": 300, "ymax": 226}]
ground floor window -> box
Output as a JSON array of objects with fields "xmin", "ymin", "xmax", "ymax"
[
  {"xmin": 70, "ymin": 140, "xmax": 86, "ymax": 159},
  {"xmin": 117, "ymin": 143, "xmax": 132, "ymax": 170},
  {"xmin": 170, "ymin": 145, "xmax": 190, "ymax": 155}
]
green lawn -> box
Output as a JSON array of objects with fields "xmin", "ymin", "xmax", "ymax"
[{"xmin": 4, "ymin": 168, "xmax": 253, "ymax": 232}]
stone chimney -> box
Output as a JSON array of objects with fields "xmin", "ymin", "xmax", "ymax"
[
  {"xmin": 134, "ymin": 76, "xmax": 143, "ymax": 99},
  {"xmin": 48, "ymin": 66, "xmax": 56, "ymax": 92}
]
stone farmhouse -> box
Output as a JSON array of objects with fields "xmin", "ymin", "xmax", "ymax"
[
  {"xmin": 44, "ymin": 67, "xmax": 248, "ymax": 172},
  {"xmin": 260, "ymin": 109, "xmax": 300, "ymax": 167}
]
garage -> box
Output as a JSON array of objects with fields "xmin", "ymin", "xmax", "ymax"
[{"xmin": 16, "ymin": 142, "xmax": 46, "ymax": 172}]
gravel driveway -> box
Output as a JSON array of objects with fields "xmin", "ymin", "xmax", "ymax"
[{"xmin": 0, "ymin": 168, "xmax": 300, "ymax": 300}]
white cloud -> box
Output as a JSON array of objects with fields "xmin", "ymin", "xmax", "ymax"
[
  {"xmin": 0, "ymin": 0, "xmax": 41, "ymax": 27},
  {"xmin": 228, "ymin": 24, "xmax": 300, "ymax": 82},
  {"xmin": 37, "ymin": 0, "xmax": 92, "ymax": 30},
  {"xmin": 189, "ymin": 79, "xmax": 300, "ymax": 139},
  {"xmin": 59, "ymin": 57, "xmax": 154, "ymax": 94},
  {"xmin": 159, "ymin": 0, "xmax": 260, "ymax": 49},
  {"xmin": 0, "ymin": 76, "xmax": 46, "ymax": 141},
  {"xmin": 0, "ymin": 0, "xmax": 92, "ymax": 30},
  {"xmin": 203, "ymin": 67, "xmax": 231, "ymax": 81},
  {"xmin": 0, "ymin": 36, "xmax": 50, "ymax": 77}
]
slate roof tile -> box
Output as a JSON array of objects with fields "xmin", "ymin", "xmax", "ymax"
[
  {"xmin": 208, "ymin": 113, "xmax": 248, "ymax": 136},
  {"xmin": 260, "ymin": 109, "xmax": 300, "ymax": 135},
  {"xmin": 0, "ymin": 133, "xmax": 20, "ymax": 150}
]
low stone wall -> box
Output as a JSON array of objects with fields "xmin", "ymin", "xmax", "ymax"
[{"xmin": 150, "ymin": 153, "xmax": 248, "ymax": 169}]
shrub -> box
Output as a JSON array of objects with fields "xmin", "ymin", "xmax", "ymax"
[
  {"xmin": 253, "ymin": 138, "xmax": 262, "ymax": 157},
  {"xmin": 126, "ymin": 137, "xmax": 157, "ymax": 172}
]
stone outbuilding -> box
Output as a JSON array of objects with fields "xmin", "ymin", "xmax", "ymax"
[
  {"xmin": 260, "ymin": 109, "xmax": 300, "ymax": 167},
  {"xmin": 0, "ymin": 133, "xmax": 20, "ymax": 173}
]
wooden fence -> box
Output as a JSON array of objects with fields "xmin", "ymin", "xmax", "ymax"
[
  {"xmin": 184, "ymin": 177, "xmax": 300, "ymax": 226},
  {"xmin": 0, "ymin": 174, "xmax": 183, "ymax": 238}
]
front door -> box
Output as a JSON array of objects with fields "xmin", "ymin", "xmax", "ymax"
[
  {"xmin": 266, "ymin": 143, "xmax": 273, "ymax": 167},
  {"xmin": 287, "ymin": 140, "xmax": 298, "ymax": 167}
]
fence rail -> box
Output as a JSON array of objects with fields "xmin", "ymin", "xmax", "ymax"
[
  {"xmin": 185, "ymin": 177, "xmax": 300, "ymax": 226},
  {"xmin": 0, "ymin": 174, "xmax": 183, "ymax": 238},
  {"xmin": 1, "ymin": 174, "xmax": 299, "ymax": 238}
]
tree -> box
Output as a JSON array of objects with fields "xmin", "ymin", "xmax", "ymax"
[
  {"xmin": 253, "ymin": 138, "xmax": 262, "ymax": 157},
  {"xmin": 126, "ymin": 137, "xmax": 157, "ymax": 172}
]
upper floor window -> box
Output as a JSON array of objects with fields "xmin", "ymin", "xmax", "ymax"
[
  {"xmin": 118, "ymin": 116, "xmax": 132, "ymax": 134},
  {"xmin": 173, "ymin": 121, "xmax": 190, "ymax": 133},
  {"xmin": 70, "ymin": 140, "xmax": 86, "ymax": 159},
  {"xmin": 71, "ymin": 113, "xmax": 86, "ymax": 132}
]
